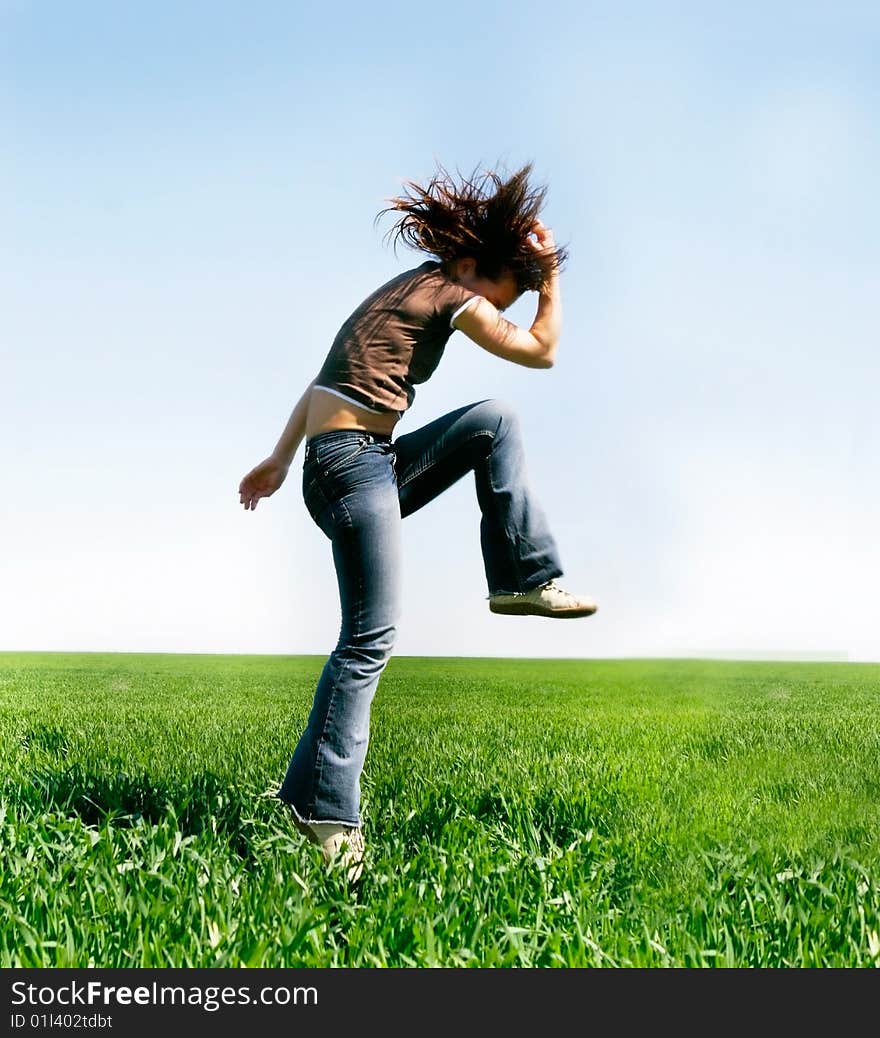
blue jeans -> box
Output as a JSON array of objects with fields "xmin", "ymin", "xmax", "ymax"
[{"xmin": 277, "ymin": 399, "xmax": 564, "ymax": 826}]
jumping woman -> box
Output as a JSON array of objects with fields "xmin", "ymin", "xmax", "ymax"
[{"xmin": 238, "ymin": 162, "xmax": 597, "ymax": 879}]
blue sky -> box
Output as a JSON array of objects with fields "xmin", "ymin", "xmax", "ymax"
[{"xmin": 3, "ymin": 2, "xmax": 878, "ymax": 660}]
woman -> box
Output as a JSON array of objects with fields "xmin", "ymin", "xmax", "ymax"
[{"xmin": 238, "ymin": 162, "xmax": 597, "ymax": 880}]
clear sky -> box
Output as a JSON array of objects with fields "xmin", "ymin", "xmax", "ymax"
[{"xmin": 3, "ymin": 2, "xmax": 878, "ymax": 661}]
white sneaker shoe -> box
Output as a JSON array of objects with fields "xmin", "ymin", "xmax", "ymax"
[
  {"xmin": 291, "ymin": 814, "xmax": 365, "ymax": 882},
  {"xmin": 489, "ymin": 579, "xmax": 598, "ymax": 618}
]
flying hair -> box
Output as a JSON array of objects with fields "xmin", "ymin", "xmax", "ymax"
[{"xmin": 375, "ymin": 161, "xmax": 568, "ymax": 293}]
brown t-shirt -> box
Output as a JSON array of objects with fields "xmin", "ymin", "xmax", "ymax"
[{"xmin": 313, "ymin": 260, "xmax": 481, "ymax": 415}]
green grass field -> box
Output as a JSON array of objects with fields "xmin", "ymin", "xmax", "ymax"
[{"xmin": 2, "ymin": 651, "xmax": 879, "ymax": 967}]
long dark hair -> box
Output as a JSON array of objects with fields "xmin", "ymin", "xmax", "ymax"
[{"xmin": 376, "ymin": 161, "xmax": 568, "ymax": 292}]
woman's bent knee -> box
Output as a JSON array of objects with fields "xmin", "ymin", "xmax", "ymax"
[{"xmin": 473, "ymin": 398, "xmax": 520, "ymax": 436}]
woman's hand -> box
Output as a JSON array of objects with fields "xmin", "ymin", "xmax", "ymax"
[
  {"xmin": 238, "ymin": 456, "xmax": 289, "ymax": 511},
  {"xmin": 528, "ymin": 219, "xmax": 556, "ymax": 254},
  {"xmin": 528, "ymin": 219, "xmax": 560, "ymax": 296}
]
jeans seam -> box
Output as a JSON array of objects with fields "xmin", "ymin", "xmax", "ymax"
[
  {"xmin": 482, "ymin": 450, "xmax": 528, "ymax": 594},
  {"xmin": 308, "ymin": 493, "xmax": 357, "ymax": 820},
  {"xmin": 397, "ymin": 428, "xmax": 495, "ymax": 490}
]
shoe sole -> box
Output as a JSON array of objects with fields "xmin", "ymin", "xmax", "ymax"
[{"xmin": 489, "ymin": 601, "xmax": 598, "ymax": 618}]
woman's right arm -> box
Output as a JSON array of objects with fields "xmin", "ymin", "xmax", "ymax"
[{"xmin": 453, "ymin": 225, "xmax": 562, "ymax": 369}]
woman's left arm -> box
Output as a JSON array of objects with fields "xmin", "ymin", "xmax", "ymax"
[
  {"xmin": 238, "ymin": 379, "xmax": 314, "ymax": 511},
  {"xmin": 270, "ymin": 379, "xmax": 316, "ymax": 466}
]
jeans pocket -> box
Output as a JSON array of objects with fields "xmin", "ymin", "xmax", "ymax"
[{"xmin": 315, "ymin": 435, "xmax": 368, "ymax": 477}]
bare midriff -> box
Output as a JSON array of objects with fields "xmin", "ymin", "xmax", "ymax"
[{"xmin": 305, "ymin": 387, "xmax": 399, "ymax": 439}]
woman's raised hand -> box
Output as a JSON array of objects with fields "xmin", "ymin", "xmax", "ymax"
[
  {"xmin": 238, "ymin": 456, "xmax": 289, "ymax": 511},
  {"xmin": 528, "ymin": 219, "xmax": 556, "ymax": 253}
]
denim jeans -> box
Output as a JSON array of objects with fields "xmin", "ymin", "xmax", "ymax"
[{"xmin": 277, "ymin": 399, "xmax": 563, "ymax": 826}]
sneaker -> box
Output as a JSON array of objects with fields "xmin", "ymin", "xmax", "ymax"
[
  {"xmin": 489, "ymin": 579, "xmax": 598, "ymax": 618},
  {"xmin": 291, "ymin": 813, "xmax": 365, "ymax": 882}
]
